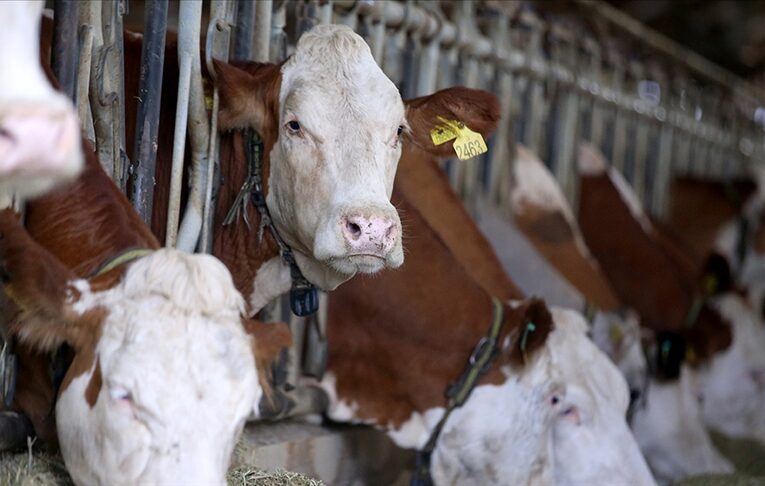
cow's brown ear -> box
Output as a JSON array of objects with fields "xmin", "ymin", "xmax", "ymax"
[
  {"xmin": 0, "ymin": 209, "xmax": 102, "ymax": 352},
  {"xmin": 214, "ymin": 59, "xmax": 282, "ymax": 132},
  {"xmin": 404, "ymin": 87, "xmax": 500, "ymax": 159},
  {"xmin": 242, "ymin": 319, "xmax": 293, "ymax": 406},
  {"xmin": 507, "ymin": 297, "xmax": 554, "ymax": 367}
]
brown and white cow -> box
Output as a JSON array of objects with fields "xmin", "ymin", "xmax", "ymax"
[
  {"xmin": 125, "ymin": 25, "xmax": 411, "ymax": 314},
  {"xmin": 0, "ymin": 144, "xmax": 267, "ymax": 485},
  {"xmin": 476, "ymin": 145, "xmax": 647, "ymax": 401},
  {"xmin": 317, "ymin": 120, "xmax": 654, "ymax": 484},
  {"xmin": 0, "ymin": 1, "xmax": 81, "ymax": 198},
  {"xmin": 577, "ymin": 143, "xmax": 735, "ymax": 482}
]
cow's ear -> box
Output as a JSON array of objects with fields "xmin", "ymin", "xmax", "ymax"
[
  {"xmin": 214, "ymin": 59, "xmax": 282, "ymax": 132},
  {"xmin": 507, "ymin": 297, "xmax": 554, "ymax": 367},
  {"xmin": 242, "ymin": 319, "xmax": 293, "ymax": 409},
  {"xmin": 700, "ymin": 252, "xmax": 732, "ymax": 295},
  {"xmin": 404, "ymin": 87, "xmax": 500, "ymax": 159},
  {"xmin": 0, "ymin": 209, "xmax": 102, "ymax": 352}
]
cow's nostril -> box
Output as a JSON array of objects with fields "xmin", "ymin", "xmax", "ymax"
[
  {"xmin": 385, "ymin": 223, "xmax": 397, "ymax": 239},
  {"xmin": 346, "ymin": 221, "xmax": 362, "ymax": 239}
]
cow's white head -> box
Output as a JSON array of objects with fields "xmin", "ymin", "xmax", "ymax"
[
  {"xmin": 697, "ymin": 293, "xmax": 765, "ymax": 442},
  {"xmin": 215, "ymin": 25, "xmax": 405, "ymax": 290},
  {"xmin": 0, "ymin": 0, "xmax": 82, "ymax": 198},
  {"xmin": 590, "ymin": 310, "xmax": 648, "ymax": 406},
  {"xmin": 631, "ymin": 365, "xmax": 733, "ymax": 484},
  {"xmin": 10, "ymin": 248, "xmax": 258, "ymax": 485},
  {"xmin": 431, "ymin": 308, "xmax": 655, "ymax": 485}
]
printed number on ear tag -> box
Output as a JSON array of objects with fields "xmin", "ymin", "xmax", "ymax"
[{"xmin": 429, "ymin": 117, "xmax": 488, "ymax": 161}]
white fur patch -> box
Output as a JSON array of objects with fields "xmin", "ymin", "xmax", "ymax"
[
  {"xmin": 56, "ymin": 249, "xmax": 258, "ymax": 485},
  {"xmin": 511, "ymin": 145, "xmax": 598, "ymax": 264},
  {"xmin": 578, "ymin": 143, "xmax": 608, "ymax": 175},
  {"xmin": 262, "ymin": 25, "xmax": 405, "ymax": 291},
  {"xmin": 249, "ymin": 257, "xmax": 291, "ymax": 315}
]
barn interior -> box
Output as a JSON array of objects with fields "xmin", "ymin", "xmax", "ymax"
[{"xmin": 2, "ymin": 0, "xmax": 765, "ymax": 485}]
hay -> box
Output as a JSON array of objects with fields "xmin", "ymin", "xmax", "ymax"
[
  {"xmin": 226, "ymin": 466, "xmax": 324, "ymax": 486},
  {"xmin": 0, "ymin": 447, "xmax": 323, "ymax": 486},
  {"xmin": 0, "ymin": 447, "xmax": 71, "ymax": 486}
]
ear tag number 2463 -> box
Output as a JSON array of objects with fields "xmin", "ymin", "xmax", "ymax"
[{"xmin": 429, "ymin": 117, "xmax": 488, "ymax": 161}]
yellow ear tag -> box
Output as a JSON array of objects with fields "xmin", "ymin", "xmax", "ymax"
[
  {"xmin": 431, "ymin": 117, "xmax": 488, "ymax": 161},
  {"xmin": 609, "ymin": 324, "xmax": 623, "ymax": 347},
  {"xmin": 685, "ymin": 345, "xmax": 698, "ymax": 366},
  {"xmin": 430, "ymin": 119, "xmax": 459, "ymax": 146}
]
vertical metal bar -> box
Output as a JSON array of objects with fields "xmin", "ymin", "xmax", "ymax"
[
  {"xmin": 76, "ymin": 24, "xmax": 95, "ymax": 144},
  {"xmin": 254, "ymin": 0, "xmax": 273, "ymax": 62},
  {"xmin": 297, "ymin": 0, "xmax": 320, "ymax": 37},
  {"xmin": 104, "ymin": 0, "xmax": 129, "ymax": 189},
  {"xmin": 652, "ymin": 122, "xmax": 675, "ymax": 217},
  {"xmin": 270, "ymin": 1, "xmax": 287, "ymax": 62},
  {"xmin": 129, "ymin": 0, "xmax": 168, "ymax": 224},
  {"xmin": 166, "ymin": 0, "xmax": 202, "ymax": 248},
  {"xmin": 52, "ymin": 0, "xmax": 79, "ymax": 101},
  {"xmin": 199, "ymin": 0, "xmax": 235, "ymax": 253},
  {"xmin": 233, "ymin": 0, "xmax": 256, "ymax": 61}
]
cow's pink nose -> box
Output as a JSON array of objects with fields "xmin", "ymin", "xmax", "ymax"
[
  {"xmin": 0, "ymin": 108, "xmax": 78, "ymax": 174},
  {"xmin": 341, "ymin": 213, "xmax": 398, "ymax": 257}
]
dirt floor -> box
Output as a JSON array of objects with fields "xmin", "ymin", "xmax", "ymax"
[{"xmin": 672, "ymin": 430, "xmax": 765, "ymax": 486}]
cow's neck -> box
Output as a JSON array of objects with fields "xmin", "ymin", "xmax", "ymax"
[
  {"xmin": 24, "ymin": 142, "xmax": 160, "ymax": 277},
  {"xmin": 396, "ymin": 146, "xmax": 524, "ymax": 301},
  {"xmin": 324, "ymin": 192, "xmax": 542, "ymax": 439},
  {"xmin": 214, "ymin": 130, "xmax": 281, "ymax": 314}
]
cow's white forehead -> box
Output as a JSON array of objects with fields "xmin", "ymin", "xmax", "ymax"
[
  {"xmin": 280, "ymin": 25, "xmax": 404, "ymax": 128},
  {"xmin": 59, "ymin": 249, "xmax": 258, "ymax": 484},
  {"xmin": 548, "ymin": 308, "xmax": 630, "ymax": 412}
]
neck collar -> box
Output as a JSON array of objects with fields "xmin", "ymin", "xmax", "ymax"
[{"xmin": 223, "ymin": 128, "xmax": 318, "ymax": 316}]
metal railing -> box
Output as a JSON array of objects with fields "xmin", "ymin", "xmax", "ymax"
[{"xmin": 53, "ymin": 0, "xmax": 765, "ymax": 402}]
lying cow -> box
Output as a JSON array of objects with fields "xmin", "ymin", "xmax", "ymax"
[
  {"xmin": 0, "ymin": 1, "xmax": 81, "ymax": 198},
  {"xmin": 0, "ymin": 143, "xmax": 267, "ymax": 485},
  {"xmin": 319, "ymin": 109, "xmax": 654, "ymax": 484},
  {"xmin": 577, "ymin": 143, "xmax": 735, "ymax": 482}
]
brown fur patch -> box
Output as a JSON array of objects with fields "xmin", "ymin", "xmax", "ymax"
[
  {"xmin": 85, "ymin": 358, "xmax": 102, "ymax": 408},
  {"xmin": 243, "ymin": 319, "xmax": 292, "ymax": 406},
  {"xmin": 214, "ymin": 59, "xmax": 283, "ymax": 131}
]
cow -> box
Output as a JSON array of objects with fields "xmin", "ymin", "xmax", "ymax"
[
  {"xmin": 577, "ymin": 143, "xmax": 735, "ymax": 482},
  {"xmin": 317, "ymin": 124, "xmax": 655, "ymax": 484},
  {"xmin": 0, "ymin": 0, "xmax": 81, "ymax": 198},
  {"xmin": 0, "ymin": 143, "xmax": 276, "ymax": 485},
  {"xmin": 476, "ymin": 145, "xmax": 647, "ymax": 402},
  {"xmin": 117, "ymin": 25, "xmax": 413, "ymax": 317}
]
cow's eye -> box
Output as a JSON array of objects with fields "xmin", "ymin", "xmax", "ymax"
[
  {"xmin": 397, "ymin": 125, "xmax": 404, "ymax": 137},
  {"xmin": 286, "ymin": 120, "xmax": 301, "ymax": 132}
]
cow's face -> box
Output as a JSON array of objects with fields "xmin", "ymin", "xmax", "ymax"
[
  {"xmin": 590, "ymin": 310, "xmax": 648, "ymax": 402},
  {"xmin": 545, "ymin": 309, "xmax": 656, "ymax": 486},
  {"xmin": 431, "ymin": 368, "xmax": 559, "ymax": 485},
  {"xmin": 216, "ymin": 25, "xmax": 404, "ymax": 291},
  {"xmin": 697, "ymin": 294, "xmax": 765, "ymax": 441},
  {"xmin": 56, "ymin": 250, "xmax": 258, "ymax": 486},
  {"xmin": 432, "ymin": 309, "xmax": 655, "ymax": 485},
  {"xmin": 269, "ymin": 26, "xmax": 405, "ymax": 283},
  {"xmin": 0, "ymin": 0, "xmax": 82, "ymax": 198},
  {"xmin": 631, "ymin": 365, "xmax": 733, "ymax": 483}
]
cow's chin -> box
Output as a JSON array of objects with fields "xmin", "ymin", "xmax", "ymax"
[{"xmin": 341, "ymin": 254, "xmax": 387, "ymax": 274}]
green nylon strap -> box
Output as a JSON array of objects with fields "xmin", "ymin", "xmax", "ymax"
[
  {"xmin": 583, "ymin": 301, "xmax": 598, "ymax": 324},
  {"xmin": 91, "ymin": 248, "xmax": 153, "ymax": 277},
  {"xmin": 420, "ymin": 297, "xmax": 505, "ymax": 456}
]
